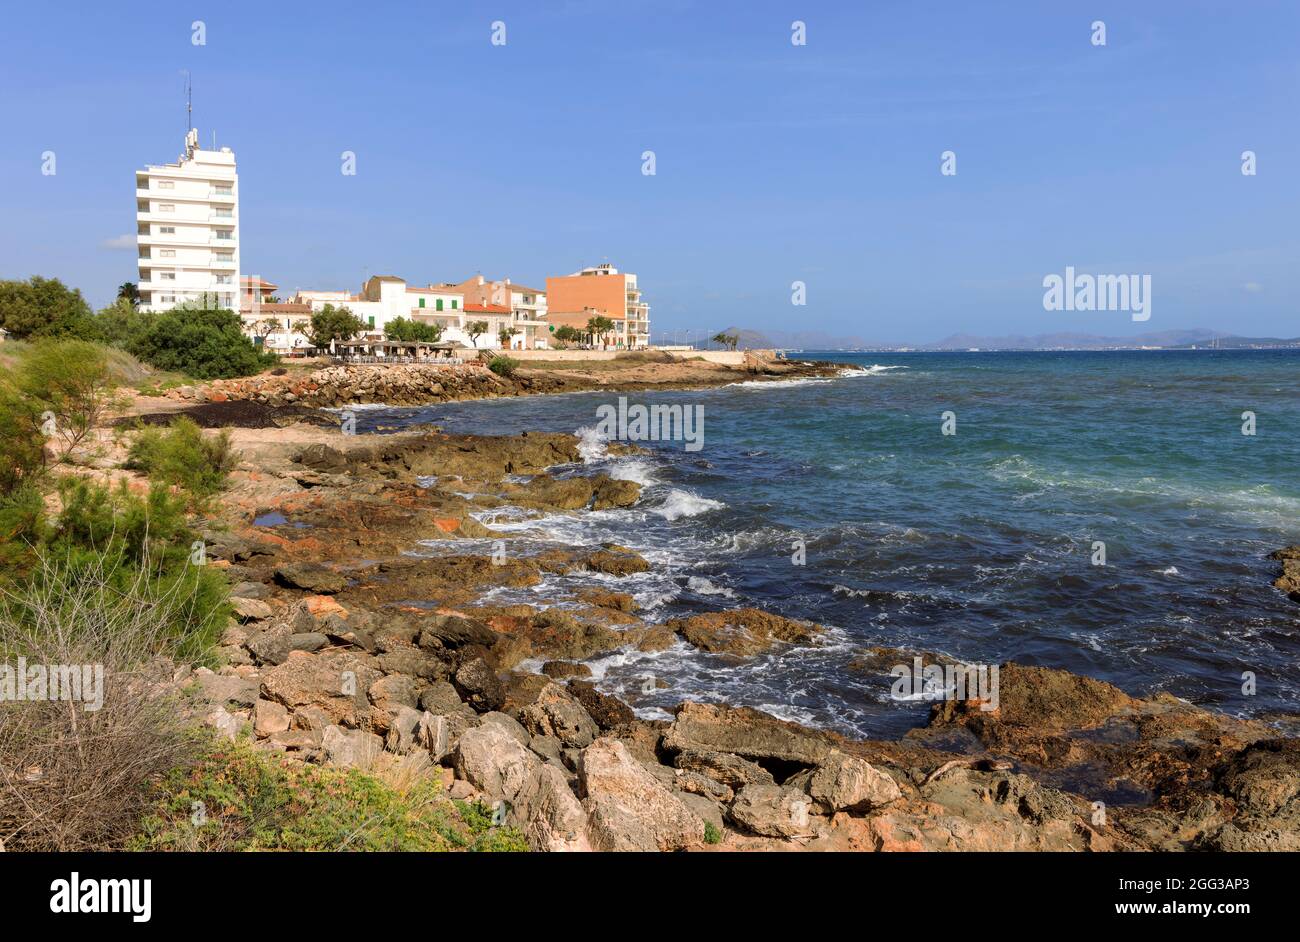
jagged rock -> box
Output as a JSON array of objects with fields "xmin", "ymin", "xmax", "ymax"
[
  {"xmin": 275, "ymin": 564, "xmax": 347, "ymax": 594},
  {"xmin": 245, "ymin": 626, "xmax": 293, "ymax": 666},
  {"xmin": 592, "ymin": 477, "xmax": 642, "ymax": 511},
  {"xmin": 385, "ymin": 706, "xmax": 425, "ymax": 754},
  {"xmin": 1271, "ymin": 547, "xmax": 1300, "ymax": 599},
  {"xmin": 452, "ymin": 657, "xmax": 505, "ymax": 713},
  {"xmin": 454, "ymin": 723, "xmax": 590, "ymax": 851},
  {"xmin": 675, "ymin": 769, "xmax": 734, "ymax": 803},
  {"xmin": 270, "ymin": 728, "xmax": 321, "ymax": 751},
  {"xmin": 231, "ymin": 597, "xmax": 274, "ymax": 622},
  {"xmin": 376, "ymin": 648, "xmax": 450, "ymax": 681},
  {"xmin": 194, "ymin": 672, "xmax": 260, "ymax": 708},
  {"xmin": 541, "ymin": 661, "xmax": 592, "ymax": 679},
  {"xmin": 416, "ymin": 614, "xmax": 499, "ymax": 649},
  {"xmin": 519, "ymin": 683, "xmax": 598, "ymax": 748},
  {"xmin": 254, "ymin": 698, "xmax": 291, "ymax": 737},
  {"xmin": 668, "ymin": 608, "xmax": 821, "ymax": 656},
  {"xmin": 322, "ymin": 725, "xmax": 382, "ymax": 768},
  {"xmin": 674, "ymin": 749, "xmax": 775, "ymax": 790},
  {"xmin": 260, "ymin": 650, "xmax": 380, "ymax": 726},
  {"xmin": 582, "ymin": 544, "xmax": 650, "ymax": 577},
  {"xmin": 930, "ymin": 662, "xmax": 1137, "ymax": 732},
  {"xmin": 492, "ymin": 609, "xmax": 621, "ymax": 661},
  {"xmin": 803, "ymin": 752, "xmax": 901, "ymax": 812},
  {"xmin": 230, "ymin": 581, "xmax": 270, "ymax": 600},
  {"xmin": 580, "ymin": 738, "xmax": 704, "ymax": 851},
  {"xmin": 206, "ymin": 705, "xmax": 241, "ymax": 742},
  {"xmin": 577, "ymin": 588, "xmax": 636, "ymax": 613},
  {"xmin": 480, "ymin": 711, "xmax": 531, "ymax": 746},
  {"xmin": 368, "ymin": 674, "xmax": 419, "ymax": 732},
  {"xmin": 529, "ymin": 734, "xmax": 567, "ymax": 768},
  {"xmin": 418, "ymin": 680, "xmax": 471, "ymax": 715},
  {"xmin": 729, "ymin": 784, "xmax": 817, "ymax": 838},
  {"xmin": 567, "ymin": 680, "xmax": 636, "ymax": 730},
  {"xmin": 288, "ymin": 632, "xmax": 329, "ymax": 653},
  {"xmin": 664, "ymin": 701, "xmax": 833, "ymax": 765}
]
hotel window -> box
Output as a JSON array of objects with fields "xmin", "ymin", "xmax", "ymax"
[
  {"xmin": 158, "ymin": 226, "xmax": 175, "ymax": 234},
  {"xmin": 160, "ymin": 249, "xmax": 176, "ymax": 257},
  {"xmin": 157, "ymin": 180, "xmax": 174, "ymax": 189},
  {"xmin": 160, "ymin": 272, "xmax": 176, "ymax": 281},
  {"xmin": 214, "ymin": 208, "xmax": 232, "ymax": 218},
  {"xmin": 159, "ymin": 203, "xmax": 175, "ymax": 212},
  {"xmin": 216, "ymin": 230, "xmax": 233, "ymax": 240}
]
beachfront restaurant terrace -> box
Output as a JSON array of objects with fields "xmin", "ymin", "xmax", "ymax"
[{"xmin": 328, "ymin": 339, "xmax": 471, "ymax": 364}]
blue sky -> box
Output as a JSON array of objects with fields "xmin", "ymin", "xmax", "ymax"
[{"xmin": 1, "ymin": 1, "xmax": 1296, "ymax": 343}]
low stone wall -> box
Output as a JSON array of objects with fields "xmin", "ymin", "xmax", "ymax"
[{"xmin": 511, "ymin": 349, "xmax": 768, "ymax": 366}]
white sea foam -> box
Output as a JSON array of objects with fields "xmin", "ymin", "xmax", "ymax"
[
  {"xmin": 575, "ymin": 425, "xmax": 609, "ymax": 462},
  {"xmin": 843, "ymin": 364, "xmax": 906, "ymax": 377},
  {"xmin": 653, "ymin": 489, "xmax": 724, "ymax": 520},
  {"xmin": 686, "ymin": 576, "xmax": 736, "ymax": 598},
  {"xmin": 609, "ymin": 458, "xmax": 660, "ymax": 487}
]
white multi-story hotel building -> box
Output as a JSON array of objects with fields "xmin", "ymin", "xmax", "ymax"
[{"xmin": 135, "ymin": 129, "xmax": 239, "ymax": 312}]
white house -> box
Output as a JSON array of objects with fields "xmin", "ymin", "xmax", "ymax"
[
  {"xmin": 135, "ymin": 128, "xmax": 239, "ymax": 312},
  {"xmin": 290, "ymin": 275, "xmax": 528, "ymax": 350}
]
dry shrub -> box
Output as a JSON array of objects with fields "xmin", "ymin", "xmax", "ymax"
[{"xmin": 0, "ymin": 550, "xmax": 206, "ymax": 851}]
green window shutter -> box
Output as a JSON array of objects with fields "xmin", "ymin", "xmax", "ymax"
[
  {"xmin": 368, "ymin": 315, "xmax": 375, "ymax": 328},
  {"xmin": 452, "ymin": 300, "xmax": 458, "ymax": 309},
  {"xmin": 419, "ymin": 298, "xmax": 425, "ymax": 308},
  {"xmin": 436, "ymin": 299, "xmax": 443, "ymax": 311}
]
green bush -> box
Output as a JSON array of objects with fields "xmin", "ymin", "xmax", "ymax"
[
  {"xmin": 0, "ymin": 552, "xmax": 207, "ymax": 850},
  {"xmin": 0, "ymin": 379, "xmax": 46, "ymax": 496},
  {"xmin": 703, "ymin": 821, "xmax": 722, "ymax": 844},
  {"xmin": 93, "ymin": 298, "xmax": 154, "ymax": 351},
  {"xmin": 488, "ymin": 355, "xmax": 520, "ymax": 378},
  {"xmin": 126, "ymin": 416, "xmax": 237, "ymax": 503},
  {"xmin": 15, "ymin": 338, "xmax": 118, "ymax": 458},
  {"xmin": 129, "ymin": 306, "xmax": 276, "ymax": 379},
  {"xmin": 0, "ymin": 276, "xmax": 98, "ymax": 340},
  {"xmin": 6, "ymin": 478, "xmax": 232, "ymax": 663},
  {"xmin": 130, "ymin": 739, "xmax": 529, "ymax": 852}
]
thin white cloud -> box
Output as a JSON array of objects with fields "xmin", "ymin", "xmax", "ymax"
[
  {"xmin": 1243, "ymin": 282, "xmax": 1263, "ymax": 293},
  {"xmin": 100, "ymin": 234, "xmax": 135, "ymax": 250}
]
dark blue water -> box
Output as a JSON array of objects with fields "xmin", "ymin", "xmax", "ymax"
[{"xmin": 358, "ymin": 351, "xmax": 1300, "ymax": 737}]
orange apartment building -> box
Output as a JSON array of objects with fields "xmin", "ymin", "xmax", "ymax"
[{"xmin": 544, "ymin": 264, "xmax": 650, "ymax": 348}]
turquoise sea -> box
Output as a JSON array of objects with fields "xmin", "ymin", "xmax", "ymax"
[{"xmin": 360, "ymin": 350, "xmax": 1300, "ymax": 738}]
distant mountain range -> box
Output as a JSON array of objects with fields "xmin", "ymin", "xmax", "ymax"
[{"xmin": 715, "ymin": 326, "xmax": 1300, "ymax": 352}]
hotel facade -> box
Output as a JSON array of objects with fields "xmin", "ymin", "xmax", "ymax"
[
  {"xmin": 135, "ymin": 129, "xmax": 239, "ymax": 312},
  {"xmin": 545, "ymin": 264, "xmax": 650, "ymax": 348}
]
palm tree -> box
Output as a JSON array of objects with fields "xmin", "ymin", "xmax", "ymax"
[
  {"xmin": 712, "ymin": 332, "xmax": 740, "ymax": 351},
  {"xmin": 117, "ymin": 282, "xmax": 141, "ymax": 307}
]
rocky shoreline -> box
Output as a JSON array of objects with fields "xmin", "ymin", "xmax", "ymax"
[
  {"xmin": 162, "ymin": 352, "xmax": 847, "ymax": 409},
  {"xmin": 156, "ymin": 371, "xmax": 1300, "ymax": 852}
]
